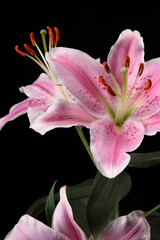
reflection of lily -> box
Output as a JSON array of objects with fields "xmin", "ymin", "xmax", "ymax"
[
  {"xmin": 5, "ymin": 186, "xmax": 150, "ymax": 240},
  {"xmin": 44, "ymin": 29, "xmax": 160, "ymax": 178}
]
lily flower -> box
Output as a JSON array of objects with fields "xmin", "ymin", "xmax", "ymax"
[
  {"xmin": 5, "ymin": 186, "xmax": 150, "ymax": 240},
  {"xmin": 37, "ymin": 29, "xmax": 160, "ymax": 178},
  {"xmin": 0, "ymin": 27, "xmax": 93, "ymax": 131}
]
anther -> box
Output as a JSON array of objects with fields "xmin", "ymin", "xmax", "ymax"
[
  {"xmin": 103, "ymin": 61, "xmax": 111, "ymax": 74},
  {"xmin": 30, "ymin": 32, "xmax": 36, "ymax": 46},
  {"xmin": 99, "ymin": 76, "xmax": 107, "ymax": 86},
  {"xmin": 137, "ymin": 63, "xmax": 144, "ymax": 77},
  {"xmin": 107, "ymin": 85, "xmax": 116, "ymax": 96},
  {"xmin": 46, "ymin": 26, "xmax": 55, "ymax": 47},
  {"xmin": 15, "ymin": 45, "xmax": 26, "ymax": 56},
  {"xmin": 144, "ymin": 79, "xmax": 152, "ymax": 90},
  {"xmin": 124, "ymin": 56, "xmax": 130, "ymax": 68},
  {"xmin": 54, "ymin": 27, "xmax": 60, "ymax": 42},
  {"xmin": 23, "ymin": 44, "xmax": 36, "ymax": 56}
]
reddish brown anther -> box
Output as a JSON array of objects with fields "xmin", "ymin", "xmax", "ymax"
[
  {"xmin": 107, "ymin": 85, "xmax": 116, "ymax": 96},
  {"xmin": 54, "ymin": 27, "xmax": 60, "ymax": 42},
  {"xmin": 46, "ymin": 26, "xmax": 55, "ymax": 47},
  {"xmin": 144, "ymin": 79, "xmax": 152, "ymax": 90},
  {"xmin": 23, "ymin": 44, "xmax": 36, "ymax": 56},
  {"xmin": 99, "ymin": 76, "xmax": 107, "ymax": 86},
  {"xmin": 15, "ymin": 45, "xmax": 26, "ymax": 56},
  {"xmin": 103, "ymin": 61, "xmax": 111, "ymax": 74},
  {"xmin": 30, "ymin": 32, "xmax": 36, "ymax": 46},
  {"xmin": 124, "ymin": 56, "xmax": 130, "ymax": 68},
  {"xmin": 137, "ymin": 63, "xmax": 144, "ymax": 77}
]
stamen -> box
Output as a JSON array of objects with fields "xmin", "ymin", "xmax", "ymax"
[
  {"xmin": 124, "ymin": 56, "xmax": 130, "ymax": 68},
  {"xmin": 30, "ymin": 32, "xmax": 36, "ymax": 46},
  {"xmin": 23, "ymin": 44, "xmax": 36, "ymax": 56},
  {"xmin": 144, "ymin": 79, "xmax": 152, "ymax": 90},
  {"xmin": 103, "ymin": 61, "xmax": 111, "ymax": 74},
  {"xmin": 107, "ymin": 85, "xmax": 116, "ymax": 96},
  {"xmin": 15, "ymin": 45, "xmax": 26, "ymax": 56},
  {"xmin": 54, "ymin": 27, "xmax": 60, "ymax": 42},
  {"xmin": 46, "ymin": 26, "xmax": 55, "ymax": 47},
  {"xmin": 98, "ymin": 76, "xmax": 107, "ymax": 86},
  {"xmin": 137, "ymin": 63, "xmax": 144, "ymax": 77}
]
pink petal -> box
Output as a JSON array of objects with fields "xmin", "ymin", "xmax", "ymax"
[
  {"xmin": 52, "ymin": 186, "xmax": 87, "ymax": 240},
  {"xmin": 46, "ymin": 47, "xmax": 113, "ymax": 119},
  {"xmin": 132, "ymin": 58, "xmax": 160, "ymax": 120},
  {"xmin": 0, "ymin": 74, "xmax": 57, "ymax": 130},
  {"xmin": 29, "ymin": 99, "xmax": 95, "ymax": 135},
  {"xmin": 100, "ymin": 211, "xmax": 150, "ymax": 240},
  {"xmin": 5, "ymin": 214, "xmax": 69, "ymax": 240},
  {"xmin": 143, "ymin": 111, "xmax": 160, "ymax": 135},
  {"xmin": 107, "ymin": 29, "xmax": 144, "ymax": 85},
  {"xmin": 0, "ymin": 97, "xmax": 51, "ymax": 130},
  {"xmin": 90, "ymin": 118, "xmax": 144, "ymax": 178},
  {"xmin": 20, "ymin": 73, "xmax": 62, "ymax": 99},
  {"xmin": 0, "ymin": 99, "xmax": 31, "ymax": 129}
]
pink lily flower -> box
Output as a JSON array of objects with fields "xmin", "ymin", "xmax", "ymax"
[
  {"xmin": 0, "ymin": 72, "xmax": 92, "ymax": 131},
  {"xmin": 33, "ymin": 29, "xmax": 160, "ymax": 178},
  {"xmin": 5, "ymin": 186, "xmax": 150, "ymax": 240},
  {"xmin": 0, "ymin": 28, "xmax": 94, "ymax": 132}
]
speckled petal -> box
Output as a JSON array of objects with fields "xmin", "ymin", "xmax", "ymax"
[
  {"xmin": 90, "ymin": 118, "xmax": 144, "ymax": 178},
  {"xmin": 132, "ymin": 58, "xmax": 160, "ymax": 120},
  {"xmin": 46, "ymin": 47, "xmax": 114, "ymax": 119},
  {"xmin": 107, "ymin": 29, "xmax": 144, "ymax": 86}
]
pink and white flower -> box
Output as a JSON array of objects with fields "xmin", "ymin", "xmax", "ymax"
[
  {"xmin": 38, "ymin": 29, "xmax": 160, "ymax": 178},
  {"xmin": 0, "ymin": 72, "xmax": 92, "ymax": 132},
  {"xmin": 0, "ymin": 32, "xmax": 93, "ymax": 132},
  {"xmin": 5, "ymin": 186, "xmax": 150, "ymax": 240}
]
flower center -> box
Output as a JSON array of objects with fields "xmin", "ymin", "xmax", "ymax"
[{"xmin": 99, "ymin": 56, "xmax": 152, "ymax": 126}]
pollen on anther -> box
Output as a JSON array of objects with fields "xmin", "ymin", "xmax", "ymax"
[
  {"xmin": 137, "ymin": 63, "xmax": 144, "ymax": 77},
  {"xmin": 99, "ymin": 76, "xmax": 107, "ymax": 86},
  {"xmin": 30, "ymin": 32, "xmax": 36, "ymax": 46},
  {"xmin": 124, "ymin": 56, "xmax": 130, "ymax": 68},
  {"xmin": 107, "ymin": 85, "xmax": 116, "ymax": 96},
  {"xmin": 15, "ymin": 45, "xmax": 26, "ymax": 56},
  {"xmin": 144, "ymin": 79, "xmax": 152, "ymax": 90},
  {"xmin": 103, "ymin": 62, "xmax": 111, "ymax": 74},
  {"xmin": 46, "ymin": 26, "xmax": 55, "ymax": 47},
  {"xmin": 54, "ymin": 27, "xmax": 60, "ymax": 42},
  {"xmin": 23, "ymin": 44, "xmax": 36, "ymax": 56}
]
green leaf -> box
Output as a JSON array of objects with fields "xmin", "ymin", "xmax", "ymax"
[
  {"xmin": 129, "ymin": 151, "xmax": 160, "ymax": 168},
  {"xmin": 67, "ymin": 179, "xmax": 93, "ymax": 200},
  {"xmin": 70, "ymin": 197, "xmax": 90, "ymax": 237},
  {"xmin": 27, "ymin": 179, "xmax": 93, "ymax": 222},
  {"xmin": 27, "ymin": 196, "xmax": 47, "ymax": 218},
  {"xmin": 45, "ymin": 181, "xmax": 57, "ymax": 226},
  {"xmin": 53, "ymin": 179, "xmax": 94, "ymax": 203},
  {"xmin": 87, "ymin": 171, "xmax": 132, "ymax": 240},
  {"xmin": 147, "ymin": 212, "xmax": 160, "ymax": 240}
]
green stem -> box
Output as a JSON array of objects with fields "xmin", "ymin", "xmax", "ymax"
[
  {"xmin": 114, "ymin": 203, "xmax": 120, "ymax": 218},
  {"xmin": 145, "ymin": 203, "xmax": 160, "ymax": 217},
  {"xmin": 75, "ymin": 126, "xmax": 96, "ymax": 166}
]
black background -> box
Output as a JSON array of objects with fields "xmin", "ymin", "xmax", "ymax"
[{"xmin": 1, "ymin": 2, "xmax": 160, "ymax": 239}]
